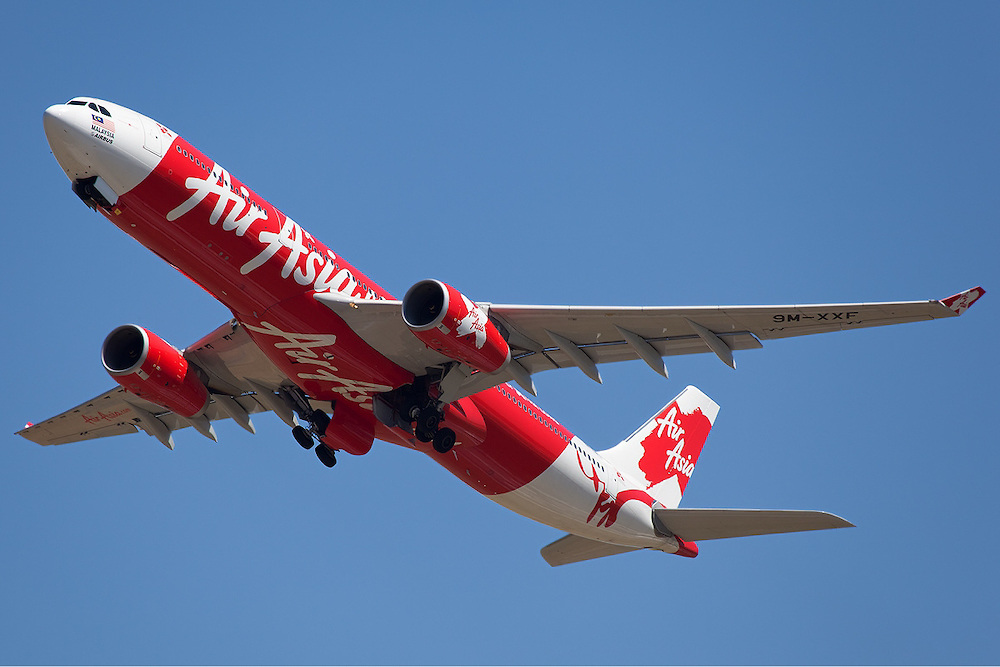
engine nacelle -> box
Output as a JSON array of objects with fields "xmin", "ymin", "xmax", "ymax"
[
  {"xmin": 402, "ymin": 279, "xmax": 510, "ymax": 374},
  {"xmin": 101, "ymin": 324, "xmax": 210, "ymax": 418}
]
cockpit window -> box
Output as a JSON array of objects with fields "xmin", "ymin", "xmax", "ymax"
[{"xmin": 66, "ymin": 99, "xmax": 110, "ymax": 117}]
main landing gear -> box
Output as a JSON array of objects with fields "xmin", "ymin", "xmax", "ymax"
[
  {"xmin": 374, "ymin": 376, "xmax": 456, "ymax": 454},
  {"xmin": 431, "ymin": 427, "xmax": 456, "ymax": 454},
  {"xmin": 282, "ymin": 387, "xmax": 337, "ymax": 468},
  {"xmin": 399, "ymin": 394, "xmax": 457, "ymax": 454},
  {"xmin": 280, "ymin": 376, "xmax": 458, "ymax": 468},
  {"xmin": 314, "ymin": 441, "xmax": 337, "ymax": 468}
]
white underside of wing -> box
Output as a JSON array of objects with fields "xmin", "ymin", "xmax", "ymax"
[{"xmin": 314, "ymin": 289, "xmax": 979, "ymax": 402}]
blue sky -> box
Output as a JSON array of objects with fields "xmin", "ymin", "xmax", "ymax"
[{"xmin": 2, "ymin": 2, "xmax": 997, "ymax": 664}]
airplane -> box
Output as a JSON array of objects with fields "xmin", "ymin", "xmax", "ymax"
[{"xmin": 19, "ymin": 97, "xmax": 984, "ymax": 566}]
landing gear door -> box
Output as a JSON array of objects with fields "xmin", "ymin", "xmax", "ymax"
[{"xmin": 140, "ymin": 117, "xmax": 163, "ymax": 157}]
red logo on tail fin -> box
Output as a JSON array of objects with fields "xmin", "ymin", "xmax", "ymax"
[{"xmin": 637, "ymin": 403, "xmax": 712, "ymax": 493}]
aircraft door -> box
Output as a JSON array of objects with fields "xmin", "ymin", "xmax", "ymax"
[{"xmin": 140, "ymin": 117, "xmax": 163, "ymax": 157}]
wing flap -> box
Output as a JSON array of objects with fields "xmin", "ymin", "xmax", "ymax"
[{"xmin": 652, "ymin": 508, "xmax": 854, "ymax": 541}]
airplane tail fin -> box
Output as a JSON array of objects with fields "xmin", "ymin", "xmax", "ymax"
[
  {"xmin": 541, "ymin": 387, "xmax": 854, "ymax": 567},
  {"xmin": 600, "ymin": 385, "xmax": 719, "ymax": 509}
]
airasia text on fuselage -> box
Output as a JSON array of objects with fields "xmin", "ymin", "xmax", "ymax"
[{"xmin": 166, "ymin": 160, "xmax": 385, "ymax": 302}]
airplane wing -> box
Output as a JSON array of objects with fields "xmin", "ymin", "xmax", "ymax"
[
  {"xmin": 316, "ymin": 286, "xmax": 985, "ymax": 400},
  {"xmin": 18, "ymin": 286, "xmax": 985, "ymax": 447},
  {"xmin": 17, "ymin": 320, "xmax": 300, "ymax": 448}
]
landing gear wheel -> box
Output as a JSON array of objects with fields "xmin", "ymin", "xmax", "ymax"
[
  {"xmin": 292, "ymin": 425, "xmax": 314, "ymax": 449},
  {"xmin": 315, "ymin": 444, "xmax": 337, "ymax": 468},
  {"xmin": 433, "ymin": 428, "xmax": 456, "ymax": 454},
  {"xmin": 416, "ymin": 407, "xmax": 440, "ymax": 434},
  {"xmin": 414, "ymin": 428, "xmax": 435, "ymax": 443}
]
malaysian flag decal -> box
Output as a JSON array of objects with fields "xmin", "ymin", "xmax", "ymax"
[{"xmin": 92, "ymin": 114, "xmax": 115, "ymax": 132}]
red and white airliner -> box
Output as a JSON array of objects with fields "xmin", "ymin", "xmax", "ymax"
[{"xmin": 21, "ymin": 98, "xmax": 984, "ymax": 566}]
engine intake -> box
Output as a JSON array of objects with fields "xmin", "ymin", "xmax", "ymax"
[
  {"xmin": 102, "ymin": 324, "xmax": 210, "ymax": 418},
  {"xmin": 402, "ymin": 280, "xmax": 510, "ymax": 374}
]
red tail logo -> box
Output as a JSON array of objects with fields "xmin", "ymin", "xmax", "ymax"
[{"xmin": 637, "ymin": 403, "xmax": 712, "ymax": 493}]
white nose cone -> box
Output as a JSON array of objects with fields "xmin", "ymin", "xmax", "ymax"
[
  {"xmin": 43, "ymin": 103, "xmax": 98, "ymax": 181},
  {"xmin": 42, "ymin": 99, "xmax": 161, "ymax": 198}
]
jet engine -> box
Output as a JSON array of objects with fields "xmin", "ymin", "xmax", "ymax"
[
  {"xmin": 402, "ymin": 279, "xmax": 510, "ymax": 374},
  {"xmin": 101, "ymin": 324, "xmax": 210, "ymax": 418}
]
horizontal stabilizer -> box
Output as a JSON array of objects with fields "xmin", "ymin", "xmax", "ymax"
[
  {"xmin": 653, "ymin": 508, "xmax": 853, "ymax": 541},
  {"xmin": 541, "ymin": 534, "xmax": 640, "ymax": 567}
]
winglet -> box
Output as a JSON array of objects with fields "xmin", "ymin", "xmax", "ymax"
[{"xmin": 940, "ymin": 286, "xmax": 985, "ymax": 316}]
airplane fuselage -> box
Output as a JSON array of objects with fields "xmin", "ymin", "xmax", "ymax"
[{"xmin": 42, "ymin": 99, "xmax": 680, "ymax": 554}]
